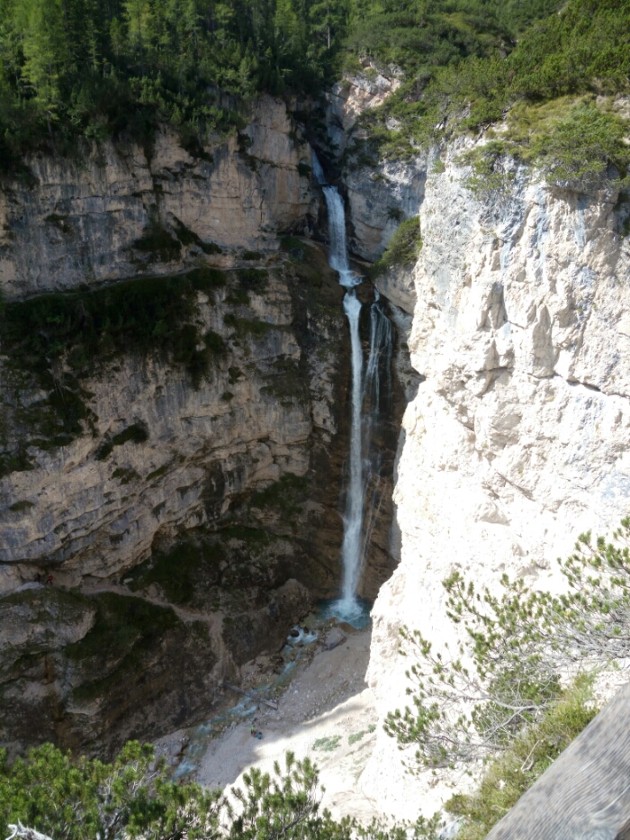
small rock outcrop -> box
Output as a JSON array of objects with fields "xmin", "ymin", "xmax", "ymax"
[{"xmin": 325, "ymin": 68, "xmax": 426, "ymax": 262}]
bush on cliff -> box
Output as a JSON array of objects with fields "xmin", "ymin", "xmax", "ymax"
[
  {"xmin": 0, "ymin": 743, "xmax": 428, "ymax": 840},
  {"xmin": 355, "ymin": 0, "xmax": 629, "ymax": 173},
  {"xmin": 385, "ymin": 519, "xmax": 630, "ymax": 771},
  {"xmin": 370, "ymin": 217, "xmax": 422, "ymax": 278}
]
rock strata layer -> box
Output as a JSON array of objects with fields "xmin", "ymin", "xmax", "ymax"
[{"xmin": 0, "ymin": 97, "xmax": 315, "ymax": 299}]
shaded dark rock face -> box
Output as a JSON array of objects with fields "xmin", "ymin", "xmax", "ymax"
[
  {"xmin": 0, "ymin": 244, "xmax": 350, "ymax": 757},
  {"xmin": 354, "ymin": 288, "xmax": 408, "ymax": 602},
  {"xmin": 0, "ymin": 581, "xmax": 310, "ymax": 759}
]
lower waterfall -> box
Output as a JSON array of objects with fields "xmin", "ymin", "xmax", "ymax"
[{"xmin": 314, "ymin": 156, "xmax": 394, "ymax": 624}]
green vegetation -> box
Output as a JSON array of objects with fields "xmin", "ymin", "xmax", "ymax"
[
  {"xmin": 0, "ymin": 741, "xmax": 221, "ymax": 840},
  {"xmin": 524, "ymin": 100, "xmax": 630, "ymax": 189},
  {"xmin": 1, "ymin": 745, "xmax": 440, "ymax": 840},
  {"xmin": 0, "ymin": 0, "xmax": 349, "ymax": 163},
  {"xmin": 2, "ymin": 0, "xmax": 623, "ymax": 181},
  {"xmin": 384, "ymin": 519, "xmax": 630, "ymax": 836},
  {"xmin": 458, "ymin": 140, "xmax": 516, "ymax": 196},
  {"xmin": 250, "ymin": 473, "xmax": 309, "ymax": 516},
  {"xmin": 126, "ymin": 536, "xmax": 224, "ymax": 605},
  {"xmin": 0, "ymin": 267, "xmax": 228, "ymax": 474},
  {"xmin": 370, "ymin": 217, "xmax": 421, "ymax": 278},
  {"xmin": 66, "ymin": 592, "xmax": 178, "ymax": 665},
  {"xmin": 312, "ymin": 735, "xmax": 342, "ymax": 752},
  {"xmin": 132, "ymin": 224, "xmax": 182, "ymax": 262},
  {"xmin": 445, "ymin": 676, "xmax": 596, "ymax": 839},
  {"xmin": 1, "ymin": 268, "xmax": 227, "ymax": 383},
  {"xmin": 460, "ymin": 98, "xmax": 630, "ymax": 194},
  {"xmin": 348, "ymin": 0, "xmax": 629, "ymax": 188}
]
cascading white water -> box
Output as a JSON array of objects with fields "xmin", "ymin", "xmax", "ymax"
[
  {"xmin": 364, "ymin": 290, "xmax": 393, "ymax": 413},
  {"xmin": 314, "ymin": 152, "xmax": 395, "ymax": 625},
  {"xmin": 340, "ymin": 290, "xmax": 364, "ymax": 610},
  {"xmin": 322, "ymin": 187, "xmax": 361, "ymax": 288},
  {"xmin": 359, "ymin": 292, "xmax": 393, "ymax": 566},
  {"xmin": 314, "ymin": 153, "xmax": 367, "ymax": 622}
]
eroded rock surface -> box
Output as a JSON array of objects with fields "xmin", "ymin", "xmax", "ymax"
[
  {"xmin": 362, "ymin": 145, "xmax": 630, "ymax": 819},
  {"xmin": 0, "ymin": 97, "xmax": 315, "ymax": 299},
  {"xmin": 0, "ymin": 94, "xmax": 367, "ymax": 754}
]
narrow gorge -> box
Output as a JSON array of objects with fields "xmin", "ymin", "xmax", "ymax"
[{"xmin": 1, "ymin": 49, "xmax": 630, "ymax": 836}]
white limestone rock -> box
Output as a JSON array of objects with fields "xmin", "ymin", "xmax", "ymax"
[{"xmin": 362, "ymin": 141, "xmax": 630, "ymax": 820}]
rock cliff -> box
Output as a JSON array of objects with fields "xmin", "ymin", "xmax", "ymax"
[
  {"xmin": 0, "ymin": 97, "xmax": 315, "ymax": 299},
  {"xmin": 325, "ymin": 68, "xmax": 426, "ymax": 263},
  {"xmin": 361, "ymin": 142, "xmax": 630, "ymax": 819},
  {"xmin": 0, "ymin": 96, "xmax": 379, "ymax": 756}
]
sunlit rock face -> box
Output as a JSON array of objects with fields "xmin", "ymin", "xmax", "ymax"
[
  {"xmin": 324, "ymin": 68, "xmax": 427, "ymax": 263},
  {"xmin": 0, "ymin": 96, "xmax": 315, "ymax": 299},
  {"xmin": 362, "ymin": 143, "xmax": 630, "ymax": 819}
]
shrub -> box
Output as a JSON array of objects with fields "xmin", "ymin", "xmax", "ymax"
[
  {"xmin": 445, "ymin": 675, "xmax": 596, "ymax": 839},
  {"xmin": 370, "ymin": 217, "xmax": 422, "ymax": 278},
  {"xmin": 527, "ymin": 101, "xmax": 629, "ymax": 189},
  {"xmin": 385, "ymin": 518, "xmax": 630, "ymax": 771}
]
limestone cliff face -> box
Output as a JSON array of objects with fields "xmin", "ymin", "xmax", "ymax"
[
  {"xmin": 361, "ymin": 145, "xmax": 630, "ymax": 818},
  {"xmin": 0, "ymin": 98, "xmax": 355, "ymax": 755},
  {"xmin": 325, "ymin": 69, "xmax": 426, "ymax": 262},
  {"xmin": 0, "ymin": 246, "xmax": 349, "ymax": 754},
  {"xmin": 0, "ymin": 96, "xmax": 315, "ymax": 299}
]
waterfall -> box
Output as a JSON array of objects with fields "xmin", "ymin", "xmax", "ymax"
[
  {"xmin": 340, "ymin": 290, "xmax": 364, "ymax": 609},
  {"xmin": 364, "ymin": 290, "xmax": 393, "ymax": 415},
  {"xmin": 314, "ymin": 153, "xmax": 393, "ymax": 623},
  {"xmin": 360, "ymin": 292, "xmax": 393, "ymax": 571}
]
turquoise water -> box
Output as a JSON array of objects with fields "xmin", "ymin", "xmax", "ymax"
[{"xmin": 315, "ymin": 597, "xmax": 372, "ymax": 629}]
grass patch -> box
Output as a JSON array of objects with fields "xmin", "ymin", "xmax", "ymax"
[
  {"xmin": 370, "ymin": 217, "xmax": 422, "ymax": 278},
  {"xmin": 313, "ymin": 735, "xmax": 341, "ymax": 752},
  {"xmin": 514, "ymin": 98, "xmax": 629, "ymax": 189},
  {"xmin": 280, "ymin": 236, "xmax": 307, "ymax": 261},
  {"xmin": 459, "ymin": 140, "xmax": 516, "ymax": 196},
  {"xmin": 444, "ymin": 675, "xmax": 597, "ymax": 839}
]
